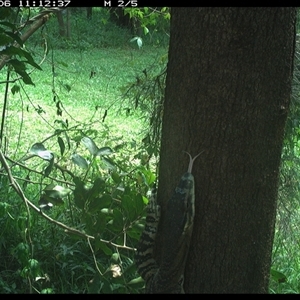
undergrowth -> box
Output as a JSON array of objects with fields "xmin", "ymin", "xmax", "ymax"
[{"xmin": 0, "ymin": 7, "xmax": 167, "ymax": 294}]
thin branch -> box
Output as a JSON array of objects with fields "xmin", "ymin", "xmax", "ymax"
[
  {"xmin": 0, "ymin": 70, "xmax": 10, "ymax": 149},
  {"xmin": 87, "ymin": 237, "xmax": 103, "ymax": 276},
  {"xmin": 0, "ymin": 77, "xmax": 23, "ymax": 84},
  {"xmin": 3, "ymin": 155, "xmax": 75, "ymax": 187},
  {"xmin": 0, "ymin": 8, "xmax": 64, "ymax": 71},
  {"xmin": 0, "ymin": 148, "xmax": 94, "ymax": 239},
  {"xmin": 0, "ymin": 149, "xmax": 136, "ymax": 251}
]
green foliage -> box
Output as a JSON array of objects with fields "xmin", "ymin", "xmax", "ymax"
[
  {"xmin": 124, "ymin": 7, "xmax": 170, "ymax": 48},
  {"xmin": 0, "ymin": 7, "xmax": 167, "ymax": 294},
  {"xmin": 0, "ymin": 120, "xmax": 156, "ymax": 293},
  {"xmin": 0, "ymin": 8, "xmax": 42, "ymax": 85},
  {"xmin": 28, "ymin": 8, "xmax": 134, "ymax": 50}
]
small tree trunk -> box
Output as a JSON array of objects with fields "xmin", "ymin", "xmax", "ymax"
[
  {"xmin": 66, "ymin": 9, "xmax": 71, "ymax": 38},
  {"xmin": 56, "ymin": 10, "xmax": 66, "ymax": 37},
  {"xmin": 86, "ymin": 7, "xmax": 92, "ymax": 19}
]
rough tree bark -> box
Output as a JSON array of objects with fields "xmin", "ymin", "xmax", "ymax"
[{"xmin": 156, "ymin": 8, "xmax": 296, "ymax": 293}]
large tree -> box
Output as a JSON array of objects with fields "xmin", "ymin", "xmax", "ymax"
[{"xmin": 156, "ymin": 8, "xmax": 296, "ymax": 293}]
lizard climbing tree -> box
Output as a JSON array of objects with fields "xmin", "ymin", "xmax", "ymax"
[
  {"xmin": 135, "ymin": 152, "xmax": 202, "ymax": 293},
  {"xmin": 152, "ymin": 8, "xmax": 296, "ymax": 293}
]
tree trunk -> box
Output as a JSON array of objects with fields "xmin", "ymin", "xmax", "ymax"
[
  {"xmin": 86, "ymin": 7, "xmax": 92, "ymax": 19},
  {"xmin": 66, "ymin": 9, "xmax": 71, "ymax": 39},
  {"xmin": 156, "ymin": 7, "xmax": 296, "ymax": 293},
  {"xmin": 56, "ymin": 10, "xmax": 66, "ymax": 37}
]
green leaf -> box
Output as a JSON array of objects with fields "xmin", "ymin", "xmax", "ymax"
[
  {"xmin": 122, "ymin": 195, "xmax": 134, "ymax": 221},
  {"xmin": 111, "ymin": 252, "xmax": 120, "ymax": 263},
  {"xmin": 88, "ymin": 194, "xmax": 112, "ymax": 213},
  {"xmin": 43, "ymin": 184, "xmax": 72, "ymax": 198},
  {"xmin": 142, "ymin": 195, "xmax": 148, "ymax": 205},
  {"xmin": 97, "ymin": 146, "xmax": 113, "ymax": 156},
  {"xmin": 4, "ymin": 46, "xmax": 24, "ymax": 57},
  {"xmin": 29, "ymin": 143, "xmax": 54, "ymax": 161},
  {"xmin": 87, "ymin": 178, "xmax": 106, "ymax": 199},
  {"xmin": 127, "ymin": 227, "xmax": 142, "ymax": 240},
  {"xmin": 41, "ymin": 288, "xmax": 53, "ymax": 294},
  {"xmin": 101, "ymin": 156, "xmax": 116, "ymax": 170},
  {"xmin": 143, "ymin": 26, "xmax": 149, "ymax": 35},
  {"xmin": 100, "ymin": 194, "xmax": 113, "ymax": 206},
  {"xmin": 93, "ymin": 216, "xmax": 106, "ymax": 233},
  {"xmin": 9, "ymin": 58, "xmax": 26, "ymax": 71},
  {"xmin": 17, "ymin": 47, "xmax": 42, "ymax": 70},
  {"xmin": 4, "ymin": 31, "xmax": 23, "ymax": 47},
  {"xmin": 24, "ymin": 59, "xmax": 42, "ymax": 71},
  {"xmin": 9, "ymin": 59, "xmax": 35, "ymax": 85},
  {"xmin": 27, "ymin": 259, "xmax": 40, "ymax": 278},
  {"xmin": 130, "ymin": 37, "xmax": 138, "ymax": 42},
  {"xmin": 4, "ymin": 46, "xmax": 42, "ymax": 71},
  {"xmin": 71, "ymin": 153, "xmax": 89, "ymax": 169},
  {"xmin": 63, "ymin": 83, "xmax": 71, "ymax": 92},
  {"xmin": 19, "ymin": 71, "xmax": 35, "ymax": 85},
  {"xmin": 30, "ymin": 142, "xmax": 46, "ymax": 153},
  {"xmin": 44, "ymin": 156, "xmax": 54, "ymax": 176},
  {"xmin": 139, "ymin": 167, "xmax": 156, "ymax": 186},
  {"xmin": 128, "ymin": 276, "xmax": 144, "ymax": 288},
  {"xmin": 137, "ymin": 37, "xmax": 143, "ymax": 49},
  {"xmin": 270, "ymin": 269, "xmax": 287, "ymax": 283},
  {"xmin": 39, "ymin": 195, "xmax": 63, "ymax": 207},
  {"xmin": 111, "ymin": 208, "xmax": 123, "ymax": 232},
  {"xmin": 122, "ymin": 193, "xmax": 144, "ymax": 222},
  {"xmin": 73, "ymin": 177, "xmax": 87, "ymax": 209},
  {"xmin": 0, "ymin": 9, "xmax": 12, "ymax": 20},
  {"xmin": 11, "ymin": 84, "xmax": 20, "ymax": 94},
  {"xmin": 57, "ymin": 136, "xmax": 65, "ymax": 156},
  {"xmin": 0, "ymin": 33, "xmax": 12, "ymax": 46},
  {"xmin": 81, "ymin": 136, "xmax": 99, "ymax": 155},
  {"xmin": 96, "ymin": 240, "xmax": 112, "ymax": 256},
  {"xmin": 111, "ymin": 171, "xmax": 121, "ymax": 184},
  {"xmin": 100, "ymin": 208, "xmax": 113, "ymax": 215},
  {"xmin": 0, "ymin": 21, "xmax": 16, "ymax": 30},
  {"xmin": 134, "ymin": 193, "xmax": 145, "ymax": 215}
]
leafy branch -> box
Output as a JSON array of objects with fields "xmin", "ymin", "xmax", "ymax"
[
  {"xmin": 0, "ymin": 149, "xmax": 136, "ymax": 251},
  {"xmin": 0, "ymin": 8, "xmax": 64, "ymax": 71}
]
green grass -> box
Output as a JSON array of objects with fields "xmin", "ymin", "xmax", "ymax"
[{"xmin": 2, "ymin": 46, "xmax": 166, "ymax": 156}]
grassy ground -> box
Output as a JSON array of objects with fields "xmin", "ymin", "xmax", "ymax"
[{"xmin": 2, "ymin": 46, "xmax": 166, "ymax": 157}]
